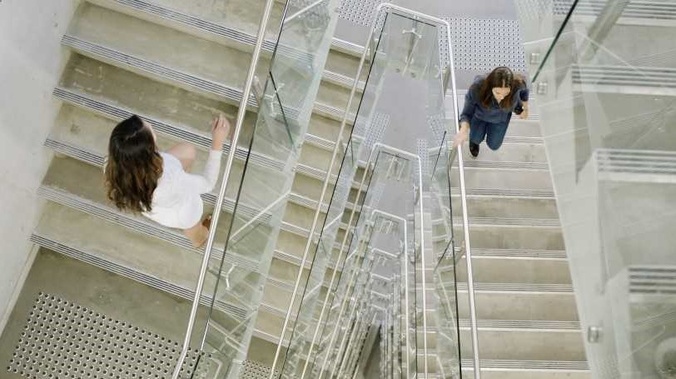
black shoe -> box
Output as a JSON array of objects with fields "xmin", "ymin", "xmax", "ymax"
[
  {"xmin": 514, "ymin": 104, "xmax": 524, "ymax": 115},
  {"xmin": 469, "ymin": 142, "xmax": 479, "ymax": 158}
]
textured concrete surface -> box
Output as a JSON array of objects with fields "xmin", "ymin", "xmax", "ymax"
[{"xmin": 0, "ymin": 248, "xmax": 208, "ymax": 379}]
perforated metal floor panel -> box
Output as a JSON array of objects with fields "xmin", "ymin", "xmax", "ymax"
[
  {"xmin": 7, "ymin": 293, "xmax": 211, "ymax": 379},
  {"xmin": 338, "ymin": 0, "xmax": 386, "ymax": 26},
  {"xmin": 445, "ymin": 17, "xmax": 527, "ymax": 73},
  {"xmin": 239, "ymin": 360, "xmax": 278, "ymax": 379}
]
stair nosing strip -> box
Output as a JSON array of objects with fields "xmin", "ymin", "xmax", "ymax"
[
  {"xmin": 62, "ymin": 34, "xmax": 260, "ymax": 110},
  {"xmin": 44, "ymin": 139, "xmax": 357, "ymax": 247},
  {"xmin": 460, "ymin": 358, "xmax": 589, "ymax": 371},
  {"xmin": 457, "ymin": 319, "xmax": 580, "ymax": 331},
  {"xmin": 30, "ymin": 233, "xmax": 249, "ymax": 319},
  {"xmin": 96, "ymin": 0, "xmax": 361, "ymax": 86},
  {"xmin": 453, "ymin": 187, "xmax": 555, "ymax": 199},
  {"xmin": 37, "ymin": 184, "xmax": 265, "ymax": 273},
  {"xmin": 469, "ymin": 248, "xmax": 567, "ymax": 260},
  {"xmin": 52, "ymin": 87, "xmax": 353, "ymax": 189},
  {"xmin": 456, "ymin": 282, "xmax": 573, "ymax": 293},
  {"xmin": 454, "ymin": 216, "xmax": 561, "ymax": 228},
  {"xmin": 45, "ymin": 138, "xmax": 268, "ymax": 222}
]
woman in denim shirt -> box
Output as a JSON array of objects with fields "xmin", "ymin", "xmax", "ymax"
[{"xmin": 453, "ymin": 66, "xmax": 530, "ymax": 157}]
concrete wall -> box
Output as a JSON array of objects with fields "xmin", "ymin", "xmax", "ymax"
[{"xmin": 0, "ymin": 0, "xmax": 79, "ymax": 332}]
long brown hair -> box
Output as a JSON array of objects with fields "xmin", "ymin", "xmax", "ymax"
[
  {"xmin": 478, "ymin": 67, "xmax": 525, "ymax": 110},
  {"xmin": 104, "ymin": 115, "xmax": 163, "ymax": 213}
]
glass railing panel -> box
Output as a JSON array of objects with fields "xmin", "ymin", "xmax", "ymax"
[
  {"xmin": 173, "ymin": 0, "xmax": 343, "ymax": 377},
  {"xmin": 516, "ymin": 1, "xmax": 676, "ymax": 378},
  {"xmin": 276, "ymin": 12, "xmax": 391, "ymax": 377}
]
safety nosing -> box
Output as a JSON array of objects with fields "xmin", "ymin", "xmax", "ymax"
[
  {"xmin": 53, "ymin": 86, "xmax": 356, "ymax": 192},
  {"xmin": 63, "ymin": 35, "xmax": 259, "ymax": 109},
  {"xmin": 45, "ymin": 138, "xmax": 266, "ymax": 223},
  {"xmin": 53, "ymin": 86, "xmax": 296, "ymax": 173},
  {"xmin": 45, "ymin": 136, "xmax": 340, "ymax": 224},
  {"xmin": 597, "ymin": 149, "xmax": 676, "ymax": 175},
  {"xmin": 502, "ymin": 135, "xmax": 544, "ymax": 144},
  {"xmin": 304, "ymin": 132, "xmax": 337, "ymax": 152},
  {"xmin": 461, "ymin": 358, "xmax": 589, "ymax": 371},
  {"xmin": 456, "ymin": 282, "xmax": 573, "ymax": 293},
  {"xmin": 104, "ymin": 0, "xmax": 311, "ymax": 65},
  {"xmin": 573, "ymin": 64, "xmax": 676, "ymax": 87},
  {"xmin": 30, "ymin": 234, "xmax": 249, "ymax": 319},
  {"xmin": 330, "ymin": 37, "xmax": 365, "ymax": 57},
  {"xmin": 103, "ymin": 0, "xmax": 361, "ymax": 87},
  {"xmin": 454, "ymin": 187, "xmax": 555, "ymax": 199},
  {"xmin": 322, "ymin": 70, "xmax": 366, "ymax": 92},
  {"xmin": 470, "ymin": 248, "xmax": 567, "ymax": 260},
  {"xmin": 461, "ymin": 160, "xmax": 549, "ymax": 171},
  {"xmin": 314, "ymin": 102, "xmax": 356, "ymax": 123},
  {"xmin": 458, "ymin": 319, "xmax": 580, "ymax": 331},
  {"xmin": 37, "ymin": 185, "xmax": 265, "ymax": 274},
  {"xmin": 554, "ymin": 0, "xmax": 676, "ymax": 20},
  {"xmin": 455, "ymin": 216, "xmax": 561, "ymax": 228},
  {"xmin": 44, "ymin": 139, "xmax": 355, "ymax": 249}
]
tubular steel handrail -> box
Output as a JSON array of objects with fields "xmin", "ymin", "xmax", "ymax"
[
  {"xmin": 170, "ymin": 0, "xmax": 278, "ymax": 377},
  {"xmin": 270, "ymin": 3, "xmax": 482, "ymax": 378}
]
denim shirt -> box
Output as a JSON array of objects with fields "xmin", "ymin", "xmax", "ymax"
[{"xmin": 459, "ymin": 76, "xmax": 529, "ymax": 125}]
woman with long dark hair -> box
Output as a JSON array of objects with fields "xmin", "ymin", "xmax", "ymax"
[
  {"xmin": 453, "ymin": 66, "xmax": 530, "ymax": 157},
  {"xmin": 105, "ymin": 114, "xmax": 230, "ymax": 247}
]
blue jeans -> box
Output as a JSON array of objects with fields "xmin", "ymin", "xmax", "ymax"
[{"xmin": 469, "ymin": 115, "xmax": 510, "ymax": 151}]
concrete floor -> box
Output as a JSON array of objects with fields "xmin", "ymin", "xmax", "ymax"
[{"xmin": 0, "ymin": 248, "xmax": 209, "ymax": 379}]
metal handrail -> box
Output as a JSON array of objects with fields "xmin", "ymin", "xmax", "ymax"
[
  {"xmin": 170, "ymin": 0, "xmax": 278, "ymax": 376},
  {"xmin": 270, "ymin": 3, "xmax": 482, "ymax": 378}
]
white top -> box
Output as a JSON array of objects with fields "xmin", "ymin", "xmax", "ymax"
[{"xmin": 143, "ymin": 150, "xmax": 221, "ymax": 229}]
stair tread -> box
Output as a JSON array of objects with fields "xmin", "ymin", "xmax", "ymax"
[
  {"xmin": 461, "ymin": 358, "xmax": 589, "ymax": 371},
  {"xmin": 68, "ymin": 4, "xmax": 260, "ymax": 105},
  {"xmin": 457, "ymin": 282, "xmax": 573, "ymax": 293},
  {"xmin": 90, "ymin": 0, "xmax": 363, "ymax": 83},
  {"xmin": 470, "ymin": 248, "xmax": 567, "ymax": 260},
  {"xmin": 66, "ymin": 3, "xmax": 356, "ymax": 121},
  {"xmin": 457, "ymin": 319, "xmax": 580, "ymax": 330},
  {"xmin": 51, "ymin": 79, "xmax": 359, "ymax": 195}
]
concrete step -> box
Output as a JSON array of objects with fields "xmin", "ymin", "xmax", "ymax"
[
  {"xmin": 461, "ymin": 358, "xmax": 590, "ymax": 379},
  {"xmin": 32, "ymin": 193, "xmax": 320, "ymax": 347},
  {"xmin": 66, "ymin": 3, "xmax": 356, "ymax": 118},
  {"xmin": 451, "ymin": 166, "xmax": 553, "ymax": 191},
  {"xmin": 454, "ymin": 284, "xmax": 579, "ymax": 321},
  {"xmin": 461, "ymin": 141, "xmax": 547, "ymax": 164},
  {"xmin": 87, "ymin": 0, "xmax": 365, "ymax": 88},
  {"xmin": 53, "ymin": 56, "xmax": 364, "ymax": 210},
  {"xmin": 451, "ymin": 195, "xmax": 558, "ymax": 220},
  {"xmin": 54, "ymin": 56, "xmax": 368, "ymax": 198},
  {"xmin": 458, "ymin": 322, "xmax": 586, "ymax": 361},
  {"xmin": 454, "ymin": 252, "xmax": 572, "ymax": 284}
]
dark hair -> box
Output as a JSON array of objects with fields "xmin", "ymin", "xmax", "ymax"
[
  {"xmin": 104, "ymin": 115, "xmax": 163, "ymax": 213},
  {"xmin": 478, "ymin": 66, "xmax": 525, "ymax": 110}
]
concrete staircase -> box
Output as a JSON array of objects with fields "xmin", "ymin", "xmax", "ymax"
[
  {"xmin": 32, "ymin": 0, "xmax": 365, "ymax": 371},
  {"xmin": 25, "ymin": 0, "xmax": 595, "ymax": 378},
  {"xmin": 446, "ymin": 113, "xmax": 590, "ymax": 379}
]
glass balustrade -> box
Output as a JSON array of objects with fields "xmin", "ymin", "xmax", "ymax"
[
  {"xmin": 172, "ymin": 0, "xmax": 343, "ymax": 377},
  {"xmin": 516, "ymin": 1, "xmax": 676, "ymax": 377}
]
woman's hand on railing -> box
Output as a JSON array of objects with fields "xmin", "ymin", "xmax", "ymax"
[
  {"xmin": 211, "ymin": 114, "xmax": 231, "ymax": 150},
  {"xmin": 453, "ymin": 122, "xmax": 470, "ymax": 148}
]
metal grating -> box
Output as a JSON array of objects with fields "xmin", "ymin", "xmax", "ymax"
[
  {"xmin": 444, "ymin": 18, "xmax": 527, "ymax": 73},
  {"xmin": 515, "ymin": 0, "xmax": 554, "ymax": 21},
  {"xmin": 239, "ymin": 360, "xmax": 278, "ymax": 378},
  {"xmin": 338, "ymin": 0, "xmax": 386, "ymax": 27},
  {"xmin": 7, "ymin": 293, "xmax": 211, "ymax": 379}
]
